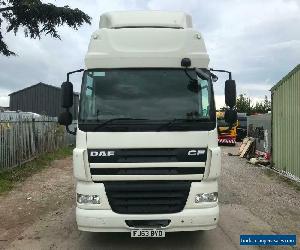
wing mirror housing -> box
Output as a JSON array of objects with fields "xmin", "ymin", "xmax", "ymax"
[
  {"xmin": 61, "ymin": 81, "xmax": 74, "ymax": 108},
  {"xmin": 58, "ymin": 110, "xmax": 73, "ymax": 126},
  {"xmin": 224, "ymin": 109, "xmax": 237, "ymax": 125},
  {"xmin": 225, "ymin": 79, "xmax": 236, "ymax": 108}
]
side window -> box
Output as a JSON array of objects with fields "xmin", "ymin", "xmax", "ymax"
[
  {"xmin": 83, "ymin": 71, "xmax": 106, "ymax": 119},
  {"xmin": 198, "ymin": 79, "xmax": 210, "ymax": 117},
  {"xmin": 86, "ymin": 74, "xmax": 94, "ymax": 96},
  {"xmin": 82, "ymin": 73, "xmax": 95, "ymax": 118}
]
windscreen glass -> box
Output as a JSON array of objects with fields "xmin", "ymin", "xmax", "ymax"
[{"xmin": 79, "ymin": 69, "xmax": 215, "ymax": 131}]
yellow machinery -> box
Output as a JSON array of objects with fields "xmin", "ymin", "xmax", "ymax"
[{"xmin": 216, "ymin": 111, "xmax": 238, "ymax": 145}]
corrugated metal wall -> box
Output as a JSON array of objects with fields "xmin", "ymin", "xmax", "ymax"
[
  {"xmin": 10, "ymin": 83, "xmax": 79, "ymax": 119},
  {"xmin": 271, "ymin": 65, "xmax": 300, "ymax": 179}
]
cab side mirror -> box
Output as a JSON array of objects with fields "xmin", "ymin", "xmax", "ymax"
[
  {"xmin": 224, "ymin": 109, "xmax": 237, "ymax": 125},
  {"xmin": 58, "ymin": 69, "xmax": 84, "ymax": 135},
  {"xmin": 58, "ymin": 111, "xmax": 72, "ymax": 126},
  {"xmin": 225, "ymin": 80, "xmax": 236, "ymax": 108},
  {"xmin": 59, "ymin": 81, "xmax": 73, "ymax": 127},
  {"xmin": 61, "ymin": 81, "xmax": 74, "ymax": 108}
]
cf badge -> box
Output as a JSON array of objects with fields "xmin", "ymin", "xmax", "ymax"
[{"xmin": 188, "ymin": 149, "xmax": 205, "ymax": 156}]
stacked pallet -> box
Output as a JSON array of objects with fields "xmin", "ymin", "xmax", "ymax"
[
  {"xmin": 239, "ymin": 137, "xmax": 270, "ymax": 166},
  {"xmin": 239, "ymin": 137, "xmax": 256, "ymax": 158}
]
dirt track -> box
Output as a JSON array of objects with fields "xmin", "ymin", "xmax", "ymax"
[{"xmin": 0, "ymin": 146, "xmax": 299, "ymax": 250}]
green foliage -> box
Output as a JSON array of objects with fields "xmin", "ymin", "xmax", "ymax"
[
  {"xmin": 235, "ymin": 94, "xmax": 271, "ymax": 114},
  {"xmin": 0, "ymin": 0, "xmax": 91, "ymax": 56},
  {"xmin": 0, "ymin": 146, "xmax": 73, "ymax": 193},
  {"xmin": 236, "ymin": 94, "xmax": 252, "ymax": 114}
]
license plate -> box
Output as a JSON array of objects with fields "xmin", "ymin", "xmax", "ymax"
[{"xmin": 131, "ymin": 229, "xmax": 165, "ymax": 238}]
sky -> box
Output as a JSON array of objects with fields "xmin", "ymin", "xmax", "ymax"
[{"xmin": 0, "ymin": 0, "xmax": 300, "ymax": 108}]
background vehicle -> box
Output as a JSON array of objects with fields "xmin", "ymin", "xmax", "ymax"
[
  {"xmin": 216, "ymin": 111, "xmax": 238, "ymax": 146},
  {"xmin": 58, "ymin": 11, "xmax": 237, "ymax": 237},
  {"xmin": 236, "ymin": 113, "xmax": 247, "ymax": 142}
]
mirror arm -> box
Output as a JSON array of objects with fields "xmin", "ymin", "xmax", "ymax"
[
  {"xmin": 66, "ymin": 125, "xmax": 76, "ymax": 135},
  {"xmin": 62, "ymin": 107, "xmax": 77, "ymax": 135},
  {"xmin": 67, "ymin": 69, "xmax": 85, "ymax": 82},
  {"xmin": 195, "ymin": 68, "xmax": 211, "ymax": 80},
  {"xmin": 210, "ymin": 68, "xmax": 232, "ymax": 80},
  {"xmin": 184, "ymin": 68, "xmax": 197, "ymax": 82}
]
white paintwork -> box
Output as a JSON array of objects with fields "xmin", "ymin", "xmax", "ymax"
[
  {"xmin": 77, "ymin": 206, "xmax": 219, "ymax": 232},
  {"xmin": 85, "ymin": 130, "xmax": 216, "ymax": 148},
  {"xmin": 75, "ymin": 11, "xmax": 221, "ymax": 233}
]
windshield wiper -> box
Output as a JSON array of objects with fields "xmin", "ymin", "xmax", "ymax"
[
  {"xmin": 156, "ymin": 119, "xmax": 183, "ymax": 131},
  {"xmin": 156, "ymin": 118, "xmax": 209, "ymax": 132},
  {"xmin": 93, "ymin": 118, "xmax": 148, "ymax": 131}
]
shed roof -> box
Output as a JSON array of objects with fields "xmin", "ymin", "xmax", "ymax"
[
  {"xmin": 271, "ymin": 64, "xmax": 300, "ymax": 92},
  {"xmin": 9, "ymin": 82, "xmax": 79, "ymax": 96}
]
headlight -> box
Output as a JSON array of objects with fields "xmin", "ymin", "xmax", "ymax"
[
  {"xmin": 77, "ymin": 194, "xmax": 100, "ymax": 204},
  {"xmin": 195, "ymin": 192, "xmax": 218, "ymax": 203}
]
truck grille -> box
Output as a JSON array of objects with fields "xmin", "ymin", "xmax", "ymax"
[
  {"xmin": 91, "ymin": 167, "xmax": 205, "ymax": 175},
  {"xmin": 104, "ymin": 181, "xmax": 191, "ymax": 214}
]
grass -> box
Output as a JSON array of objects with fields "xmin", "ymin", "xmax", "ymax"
[
  {"xmin": 0, "ymin": 146, "xmax": 73, "ymax": 194},
  {"xmin": 262, "ymin": 167, "xmax": 300, "ymax": 192}
]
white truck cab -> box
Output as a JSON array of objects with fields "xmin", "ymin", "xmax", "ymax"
[{"xmin": 59, "ymin": 11, "xmax": 237, "ymax": 237}]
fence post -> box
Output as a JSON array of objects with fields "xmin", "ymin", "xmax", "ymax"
[{"xmin": 32, "ymin": 117, "xmax": 37, "ymax": 156}]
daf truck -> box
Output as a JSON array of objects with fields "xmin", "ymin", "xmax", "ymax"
[{"xmin": 58, "ymin": 11, "xmax": 237, "ymax": 237}]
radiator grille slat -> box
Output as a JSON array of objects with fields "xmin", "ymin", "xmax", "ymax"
[
  {"xmin": 112, "ymin": 199, "xmax": 183, "ymax": 206},
  {"xmin": 90, "ymin": 167, "xmax": 205, "ymax": 175},
  {"xmin": 112, "ymin": 192, "xmax": 185, "ymax": 199},
  {"xmin": 104, "ymin": 181, "xmax": 191, "ymax": 214}
]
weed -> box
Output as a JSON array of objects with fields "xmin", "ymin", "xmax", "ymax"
[{"xmin": 0, "ymin": 146, "xmax": 73, "ymax": 194}]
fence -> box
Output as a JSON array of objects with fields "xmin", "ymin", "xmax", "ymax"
[{"xmin": 0, "ymin": 114, "xmax": 68, "ymax": 170}]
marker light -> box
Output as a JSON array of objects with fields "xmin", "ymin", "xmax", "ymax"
[
  {"xmin": 195, "ymin": 192, "xmax": 218, "ymax": 203},
  {"xmin": 77, "ymin": 194, "xmax": 100, "ymax": 204}
]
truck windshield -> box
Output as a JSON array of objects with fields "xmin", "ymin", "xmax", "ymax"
[{"xmin": 79, "ymin": 69, "xmax": 215, "ymax": 132}]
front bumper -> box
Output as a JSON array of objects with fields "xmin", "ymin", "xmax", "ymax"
[
  {"xmin": 76, "ymin": 205, "xmax": 219, "ymax": 232},
  {"xmin": 76, "ymin": 180, "xmax": 219, "ymax": 232}
]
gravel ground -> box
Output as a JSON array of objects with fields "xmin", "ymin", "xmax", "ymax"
[
  {"xmin": 219, "ymin": 146, "xmax": 300, "ymax": 243},
  {"xmin": 0, "ymin": 146, "xmax": 299, "ymax": 250}
]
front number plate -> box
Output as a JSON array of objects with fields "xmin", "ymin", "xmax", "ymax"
[{"xmin": 131, "ymin": 229, "xmax": 165, "ymax": 238}]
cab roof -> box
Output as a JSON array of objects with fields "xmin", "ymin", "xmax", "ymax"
[{"xmin": 99, "ymin": 11, "xmax": 193, "ymax": 29}]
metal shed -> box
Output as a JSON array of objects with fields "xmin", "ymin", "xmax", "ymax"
[
  {"xmin": 271, "ymin": 64, "xmax": 300, "ymax": 180},
  {"xmin": 9, "ymin": 82, "xmax": 79, "ymax": 119}
]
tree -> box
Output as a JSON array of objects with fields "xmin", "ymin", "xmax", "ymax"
[
  {"xmin": 263, "ymin": 95, "xmax": 271, "ymax": 112},
  {"xmin": 0, "ymin": 0, "xmax": 91, "ymax": 56},
  {"xmin": 235, "ymin": 94, "xmax": 271, "ymax": 114},
  {"xmin": 253, "ymin": 95, "xmax": 271, "ymax": 114},
  {"xmin": 236, "ymin": 94, "xmax": 252, "ymax": 114}
]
